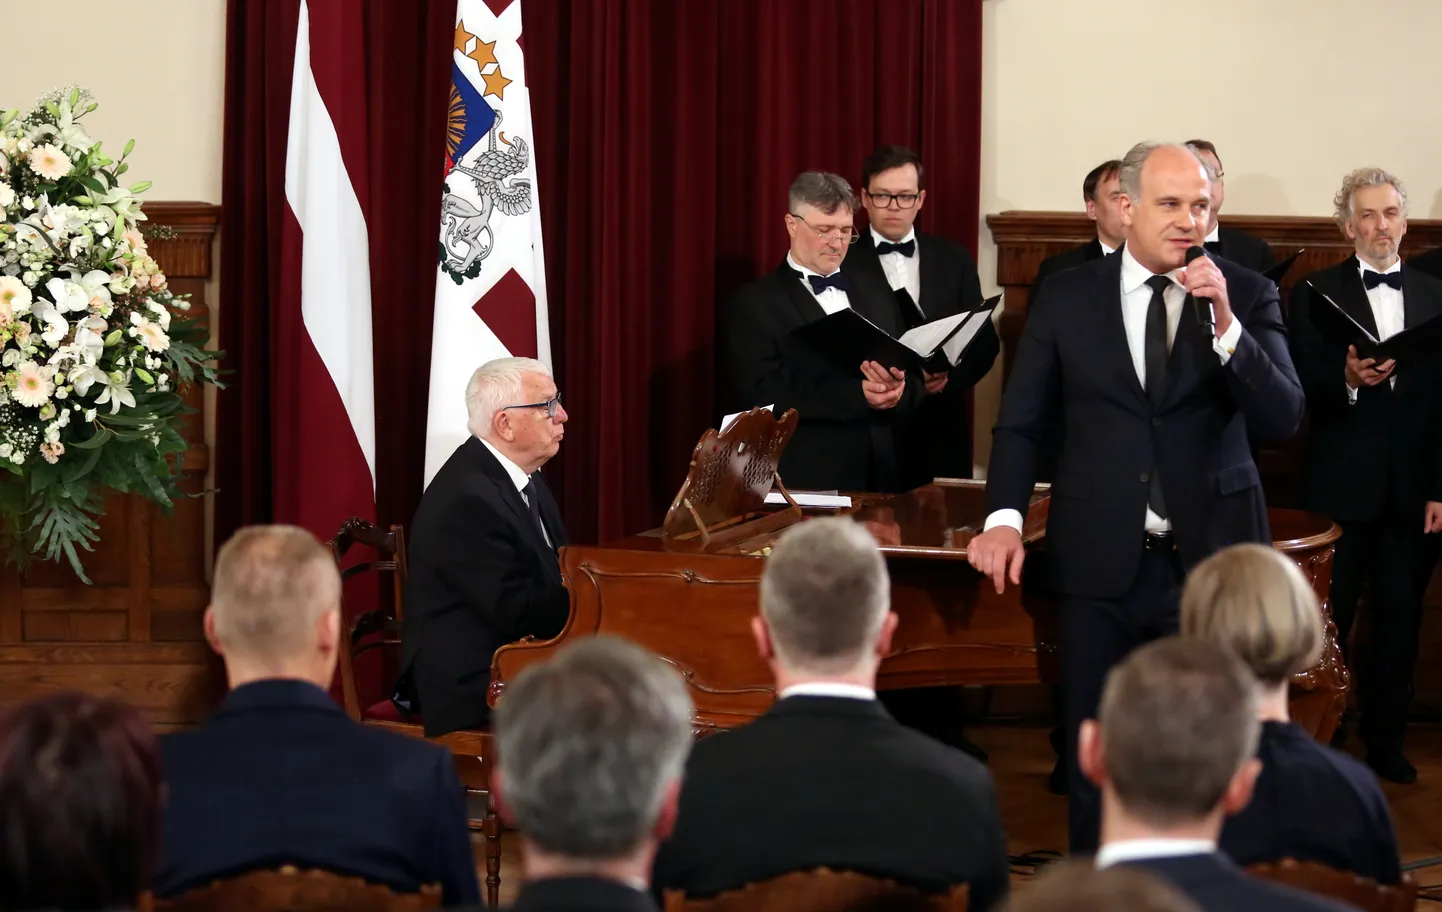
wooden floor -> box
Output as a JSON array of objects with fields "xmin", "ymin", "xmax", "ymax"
[{"xmin": 476, "ymin": 722, "xmax": 1442, "ymax": 904}]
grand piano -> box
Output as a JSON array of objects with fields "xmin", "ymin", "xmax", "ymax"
[{"xmin": 489, "ymin": 408, "xmax": 1350, "ymax": 740}]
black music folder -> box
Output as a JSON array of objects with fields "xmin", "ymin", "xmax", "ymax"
[
  {"xmin": 792, "ymin": 294, "xmax": 1002, "ymax": 375},
  {"xmin": 1305, "ymin": 281, "xmax": 1442, "ymax": 365},
  {"xmin": 1263, "ymin": 249, "xmax": 1303, "ymax": 285}
]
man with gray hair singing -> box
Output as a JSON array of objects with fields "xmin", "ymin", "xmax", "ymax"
[
  {"xmin": 719, "ymin": 170, "xmax": 925, "ymax": 492},
  {"xmin": 398, "ymin": 356, "xmax": 571, "ymax": 736},
  {"xmin": 651, "ymin": 517, "xmax": 1008, "ymax": 910},
  {"xmin": 1287, "ymin": 168, "xmax": 1442, "ymax": 783},
  {"xmin": 491, "ymin": 636, "xmax": 693, "ymax": 912}
]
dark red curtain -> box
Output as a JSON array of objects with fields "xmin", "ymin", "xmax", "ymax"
[
  {"xmin": 217, "ymin": 0, "xmax": 983, "ymax": 550},
  {"xmin": 527, "ymin": 0, "xmax": 984, "ymax": 544},
  {"xmin": 217, "ymin": 0, "xmax": 455, "ymax": 542}
]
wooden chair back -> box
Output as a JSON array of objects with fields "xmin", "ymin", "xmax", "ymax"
[
  {"xmin": 152, "ymin": 866, "xmax": 441, "ymax": 912},
  {"xmin": 662, "ymin": 869, "xmax": 969, "ymax": 912},
  {"xmin": 327, "ymin": 518, "xmax": 409, "ymax": 720},
  {"xmin": 1247, "ymin": 859, "xmax": 1417, "ymax": 912}
]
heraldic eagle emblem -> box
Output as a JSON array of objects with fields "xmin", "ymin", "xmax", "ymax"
[{"xmin": 439, "ymin": 56, "xmax": 532, "ymax": 283}]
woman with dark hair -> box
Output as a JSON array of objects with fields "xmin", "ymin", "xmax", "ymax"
[{"xmin": 0, "ymin": 691, "xmax": 163, "ymax": 911}]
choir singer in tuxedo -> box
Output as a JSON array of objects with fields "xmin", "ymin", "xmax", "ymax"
[
  {"xmin": 1185, "ymin": 140, "xmax": 1275, "ymax": 274},
  {"xmin": 720, "ymin": 171, "xmax": 924, "ymax": 492},
  {"xmin": 843, "ymin": 145, "xmax": 999, "ymax": 488},
  {"xmin": 966, "ymin": 141, "xmax": 1304, "ymax": 852},
  {"xmin": 1287, "ymin": 168, "xmax": 1442, "ymax": 784},
  {"xmin": 397, "ymin": 357, "xmax": 570, "ymax": 737},
  {"xmin": 1033, "ymin": 159, "xmax": 1127, "ymax": 291}
]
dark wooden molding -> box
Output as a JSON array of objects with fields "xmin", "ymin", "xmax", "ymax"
[{"xmin": 142, "ymin": 202, "xmax": 220, "ymax": 280}]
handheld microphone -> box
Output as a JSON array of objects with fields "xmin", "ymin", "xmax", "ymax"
[{"xmin": 1184, "ymin": 245, "xmax": 1215, "ymax": 340}]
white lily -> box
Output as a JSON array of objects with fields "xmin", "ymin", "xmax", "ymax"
[
  {"xmin": 93, "ymin": 371, "xmax": 136, "ymax": 414},
  {"xmin": 34, "ymin": 101, "xmax": 93, "ymax": 154},
  {"xmin": 70, "ymin": 269, "xmax": 112, "ymax": 309},
  {"xmin": 73, "ymin": 315, "xmax": 106, "ymax": 362},
  {"xmin": 30, "ymin": 296, "xmax": 70, "ymax": 347},
  {"xmin": 68, "ymin": 363, "xmax": 106, "ymax": 397},
  {"xmin": 43, "ymin": 275, "xmax": 89, "ymax": 313}
]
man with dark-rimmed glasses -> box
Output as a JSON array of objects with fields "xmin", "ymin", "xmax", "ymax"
[
  {"xmin": 720, "ymin": 170, "xmax": 924, "ymax": 492},
  {"xmin": 397, "ymin": 356, "xmax": 571, "ymax": 736}
]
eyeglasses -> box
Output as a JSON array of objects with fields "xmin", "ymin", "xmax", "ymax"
[
  {"xmin": 865, "ymin": 190, "xmax": 920, "ymax": 209},
  {"xmin": 502, "ymin": 392, "xmax": 563, "ymax": 418},
  {"xmin": 788, "ymin": 212, "xmax": 859, "ymax": 244}
]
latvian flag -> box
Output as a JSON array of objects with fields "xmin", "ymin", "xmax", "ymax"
[{"xmin": 423, "ymin": 0, "xmax": 550, "ymax": 487}]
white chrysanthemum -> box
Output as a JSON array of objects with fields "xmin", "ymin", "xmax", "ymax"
[
  {"xmin": 0, "ymin": 276, "xmax": 30, "ymax": 320},
  {"xmin": 12, "ymin": 360, "xmax": 54, "ymax": 408},
  {"xmin": 136, "ymin": 320, "xmax": 169, "ymax": 352},
  {"xmin": 28, "ymin": 144, "xmax": 71, "ymax": 181},
  {"xmin": 0, "ymin": 182, "xmax": 13, "ymax": 208}
]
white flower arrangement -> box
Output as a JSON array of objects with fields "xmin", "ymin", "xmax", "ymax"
[{"xmin": 0, "ymin": 87, "xmax": 221, "ymax": 583}]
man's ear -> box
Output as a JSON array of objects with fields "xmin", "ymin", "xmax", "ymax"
[
  {"xmin": 1085, "ymin": 198, "xmax": 1099, "ymax": 221},
  {"xmin": 202, "ymin": 607, "xmax": 223, "ymax": 656},
  {"xmin": 874, "ymin": 611, "xmax": 899, "ymax": 658},
  {"xmin": 751, "ymin": 616, "xmax": 775, "ymax": 663},
  {"xmin": 1078, "ymin": 720, "xmax": 1106, "ymax": 789},
  {"xmin": 653, "ymin": 777, "xmax": 683, "ymax": 842},
  {"xmin": 316, "ymin": 607, "xmax": 340, "ymax": 656},
  {"xmin": 1119, "ymin": 195, "xmax": 1135, "ymax": 229},
  {"xmin": 1221, "ymin": 757, "xmax": 1261, "ymax": 818}
]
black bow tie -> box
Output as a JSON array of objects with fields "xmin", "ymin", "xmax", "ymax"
[
  {"xmin": 876, "ymin": 238, "xmax": 916, "ymax": 257},
  {"xmin": 1363, "ymin": 270, "xmax": 1403, "ymax": 291},
  {"xmin": 807, "ymin": 271, "xmax": 851, "ymax": 295}
]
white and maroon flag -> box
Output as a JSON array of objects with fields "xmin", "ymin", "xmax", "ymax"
[{"xmin": 423, "ymin": 0, "xmax": 550, "ymax": 487}]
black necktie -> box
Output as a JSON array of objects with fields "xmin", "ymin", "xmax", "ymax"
[
  {"xmin": 1363, "ymin": 270, "xmax": 1403, "ymax": 291},
  {"xmin": 1144, "ymin": 275, "xmax": 1171, "ymax": 519},
  {"xmin": 876, "ymin": 239, "xmax": 916, "ymax": 257},
  {"xmin": 807, "ymin": 272, "xmax": 851, "ymax": 295},
  {"xmin": 521, "ymin": 478, "xmax": 553, "ymax": 552}
]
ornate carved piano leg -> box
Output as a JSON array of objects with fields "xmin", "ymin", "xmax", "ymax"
[
  {"xmin": 1288, "ymin": 548, "xmax": 1352, "ymax": 743},
  {"xmin": 483, "ymin": 795, "xmax": 503, "ymax": 908}
]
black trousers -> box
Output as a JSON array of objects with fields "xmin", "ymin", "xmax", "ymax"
[
  {"xmin": 1064, "ymin": 547, "xmax": 1183, "ymax": 853},
  {"xmin": 1330, "ymin": 517, "xmax": 1428, "ymax": 755}
]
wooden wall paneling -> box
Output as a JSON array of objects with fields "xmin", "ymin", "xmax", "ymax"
[{"xmin": 0, "ymin": 202, "xmax": 224, "ymax": 725}]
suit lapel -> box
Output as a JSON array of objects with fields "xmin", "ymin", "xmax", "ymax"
[
  {"xmin": 1403, "ymin": 264, "xmax": 1442, "ymax": 329},
  {"xmin": 1097, "ymin": 253, "xmax": 1149, "ymax": 408},
  {"xmin": 917, "ymin": 233, "xmax": 945, "ymax": 320},
  {"xmin": 773, "ymin": 262, "xmax": 830, "ymax": 327},
  {"xmin": 1083, "ymin": 238, "xmax": 1104, "ymax": 263},
  {"xmin": 467, "ymin": 439, "xmax": 561, "ymax": 577},
  {"xmin": 1333, "ymin": 261, "xmax": 1382, "ymax": 339}
]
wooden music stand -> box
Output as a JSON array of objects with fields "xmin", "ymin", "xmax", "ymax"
[{"xmin": 660, "ymin": 407, "xmax": 802, "ymax": 554}]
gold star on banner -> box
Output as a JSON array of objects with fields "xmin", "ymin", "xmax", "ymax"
[
  {"xmin": 454, "ymin": 22, "xmax": 475, "ymax": 54},
  {"xmin": 481, "ymin": 68, "xmax": 512, "ymax": 100},
  {"xmin": 468, "ymin": 39, "xmax": 498, "ymax": 69}
]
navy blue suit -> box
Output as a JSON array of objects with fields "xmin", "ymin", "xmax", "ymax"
[
  {"xmin": 1220, "ymin": 721, "xmax": 1401, "ymax": 884},
  {"xmin": 1122, "ymin": 853, "xmax": 1355, "ymax": 912},
  {"xmin": 988, "ymin": 248, "xmax": 1304, "ymax": 850},
  {"xmin": 157, "ymin": 680, "xmax": 479, "ymax": 906},
  {"xmin": 499, "ymin": 877, "xmax": 657, "ymax": 912}
]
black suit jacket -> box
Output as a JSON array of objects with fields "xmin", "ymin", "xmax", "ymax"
[
  {"xmin": 1408, "ymin": 246, "xmax": 1442, "ymax": 281},
  {"xmin": 399, "ymin": 437, "xmax": 570, "ymax": 735},
  {"xmin": 1122, "ymin": 853, "xmax": 1355, "ymax": 912},
  {"xmin": 719, "ymin": 261, "xmax": 925, "ymax": 492},
  {"xmin": 1208, "ymin": 226, "xmax": 1276, "ymax": 274},
  {"xmin": 1220, "ymin": 721, "xmax": 1400, "ymax": 884},
  {"xmin": 498, "ymin": 877, "xmax": 657, "ymax": 912},
  {"xmin": 650, "ymin": 696, "xmax": 1009, "ymax": 911},
  {"xmin": 843, "ymin": 232, "xmax": 1000, "ymax": 485},
  {"xmin": 988, "ymin": 249, "xmax": 1305, "ymax": 599},
  {"xmin": 1287, "ymin": 258, "xmax": 1442, "ymax": 522},
  {"xmin": 157, "ymin": 680, "xmax": 479, "ymax": 905},
  {"xmin": 1034, "ymin": 238, "xmax": 1110, "ymax": 291}
]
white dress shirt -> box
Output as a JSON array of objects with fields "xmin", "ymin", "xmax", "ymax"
[
  {"xmin": 983, "ymin": 246, "xmax": 1242, "ymax": 535},
  {"xmin": 778, "ymin": 682, "xmax": 877, "ymax": 701},
  {"xmin": 1203, "ymin": 224, "xmax": 1221, "ymax": 245},
  {"xmin": 871, "ymin": 226, "xmax": 923, "ymax": 318},
  {"xmin": 1346, "ymin": 255, "xmax": 1404, "ymax": 402},
  {"xmin": 1095, "ymin": 838, "xmax": 1217, "ymax": 869},
  {"xmin": 1098, "ymin": 238, "xmax": 1118, "ymax": 256},
  {"xmin": 788, "ymin": 252, "xmax": 851, "ymax": 316},
  {"xmin": 479, "ymin": 436, "xmax": 552, "ymax": 548}
]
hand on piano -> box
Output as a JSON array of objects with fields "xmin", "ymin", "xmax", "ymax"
[{"xmin": 967, "ymin": 526, "xmax": 1025, "ymax": 594}]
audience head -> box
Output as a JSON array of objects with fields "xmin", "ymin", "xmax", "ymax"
[
  {"xmin": 206, "ymin": 524, "xmax": 343, "ymax": 690},
  {"xmin": 493, "ymin": 635, "xmax": 693, "ymax": 880},
  {"xmin": 1080, "ymin": 638, "xmax": 1261, "ymax": 836},
  {"xmin": 466, "ymin": 356, "xmax": 566, "ymax": 473},
  {"xmin": 1181, "ymin": 544, "xmax": 1322, "ymax": 696},
  {"xmin": 861, "ymin": 145, "xmax": 927, "ymax": 243},
  {"xmin": 1333, "ymin": 167, "xmax": 1408, "ymax": 270},
  {"xmin": 1004, "ymin": 859, "xmax": 1202, "ymax": 912},
  {"xmin": 1082, "ymin": 159, "xmax": 1126, "ymax": 249},
  {"xmin": 1184, "ymin": 139, "xmax": 1226, "ymax": 229},
  {"xmin": 753, "ymin": 516, "xmax": 898, "ymax": 684},
  {"xmin": 786, "ymin": 171, "xmax": 859, "ymax": 276},
  {"xmin": 0, "ymin": 692, "xmax": 163, "ymax": 912},
  {"xmin": 1116, "ymin": 141, "xmax": 1213, "ymax": 274}
]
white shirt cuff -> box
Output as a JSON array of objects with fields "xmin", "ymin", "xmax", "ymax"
[
  {"xmin": 1347, "ymin": 383, "xmax": 1358, "ymax": 404},
  {"xmin": 1212, "ymin": 315, "xmax": 1243, "ymax": 364},
  {"xmin": 982, "ymin": 509, "xmax": 1024, "ymax": 534}
]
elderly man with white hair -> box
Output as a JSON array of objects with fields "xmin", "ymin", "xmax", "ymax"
[{"xmin": 397, "ymin": 356, "xmax": 570, "ymax": 737}]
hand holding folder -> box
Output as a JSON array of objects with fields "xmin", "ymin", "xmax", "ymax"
[
  {"xmin": 1305, "ymin": 280, "xmax": 1442, "ymax": 366},
  {"xmin": 792, "ymin": 294, "xmax": 1003, "ymax": 376}
]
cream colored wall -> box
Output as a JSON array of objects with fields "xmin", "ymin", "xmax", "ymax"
[
  {"xmin": 972, "ymin": 0, "xmax": 1442, "ymax": 473},
  {"xmin": 6, "ymin": 0, "xmax": 227, "ymax": 568}
]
